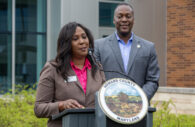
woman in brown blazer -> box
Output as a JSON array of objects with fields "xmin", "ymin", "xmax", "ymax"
[{"xmin": 34, "ymin": 22, "xmax": 105, "ymax": 127}]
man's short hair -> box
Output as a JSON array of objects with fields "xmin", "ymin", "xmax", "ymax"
[{"xmin": 114, "ymin": 2, "xmax": 134, "ymax": 14}]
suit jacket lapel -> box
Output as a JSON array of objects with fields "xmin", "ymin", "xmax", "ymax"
[
  {"xmin": 127, "ymin": 35, "xmax": 139, "ymax": 73},
  {"xmin": 85, "ymin": 69, "xmax": 92, "ymax": 96},
  {"xmin": 108, "ymin": 33, "xmax": 125, "ymax": 72},
  {"xmin": 68, "ymin": 69, "xmax": 84, "ymax": 92}
]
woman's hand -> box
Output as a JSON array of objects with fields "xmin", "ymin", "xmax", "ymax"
[{"xmin": 58, "ymin": 99, "xmax": 85, "ymax": 111}]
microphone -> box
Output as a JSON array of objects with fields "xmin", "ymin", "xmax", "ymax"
[
  {"xmin": 88, "ymin": 48, "xmax": 93, "ymax": 56},
  {"xmin": 88, "ymin": 48, "xmax": 135, "ymax": 82},
  {"xmin": 88, "ymin": 48, "xmax": 100, "ymax": 68}
]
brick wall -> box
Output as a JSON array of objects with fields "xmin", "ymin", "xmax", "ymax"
[{"xmin": 167, "ymin": 0, "xmax": 195, "ymax": 87}]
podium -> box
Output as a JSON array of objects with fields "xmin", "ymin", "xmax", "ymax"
[
  {"xmin": 95, "ymin": 92, "xmax": 155, "ymax": 127},
  {"xmin": 52, "ymin": 108, "xmax": 155, "ymax": 127},
  {"xmin": 52, "ymin": 94, "xmax": 156, "ymax": 127},
  {"xmin": 52, "ymin": 78, "xmax": 156, "ymax": 127},
  {"xmin": 52, "ymin": 108, "xmax": 95, "ymax": 127}
]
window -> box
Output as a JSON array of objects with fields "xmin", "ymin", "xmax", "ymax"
[
  {"xmin": 99, "ymin": 2, "xmax": 118, "ymax": 27},
  {"xmin": 0, "ymin": 0, "xmax": 47, "ymax": 93},
  {"xmin": 15, "ymin": 0, "xmax": 47, "ymax": 86},
  {"xmin": 0, "ymin": 0, "xmax": 12, "ymax": 93}
]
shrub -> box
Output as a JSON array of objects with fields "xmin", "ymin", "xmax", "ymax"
[
  {"xmin": 153, "ymin": 100, "xmax": 195, "ymax": 127},
  {"xmin": 0, "ymin": 85, "xmax": 47, "ymax": 127},
  {"xmin": 1, "ymin": 85, "xmax": 195, "ymax": 127}
]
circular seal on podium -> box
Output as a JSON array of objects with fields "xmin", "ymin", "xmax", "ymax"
[{"xmin": 98, "ymin": 78, "xmax": 148, "ymax": 125}]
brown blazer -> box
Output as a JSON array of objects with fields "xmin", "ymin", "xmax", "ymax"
[{"xmin": 34, "ymin": 61, "xmax": 105, "ymax": 127}]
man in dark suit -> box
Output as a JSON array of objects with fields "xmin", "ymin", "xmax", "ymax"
[{"xmin": 94, "ymin": 3, "xmax": 160, "ymax": 101}]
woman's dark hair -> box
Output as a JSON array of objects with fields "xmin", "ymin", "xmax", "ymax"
[{"xmin": 55, "ymin": 22, "xmax": 98, "ymax": 80}]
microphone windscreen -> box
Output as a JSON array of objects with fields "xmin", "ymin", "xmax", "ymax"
[{"xmin": 88, "ymin": 48, "xmax": 93, "ymax": 55}]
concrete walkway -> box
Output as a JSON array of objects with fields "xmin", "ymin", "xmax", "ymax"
[{"xmin": 151, "ymin": 87, "xmax": 195, "ymax": 115}]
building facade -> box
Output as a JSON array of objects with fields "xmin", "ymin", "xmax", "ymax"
[
  {"xmin": 167, "ymin": 0, "xmax": 195, "ymax": 87},
  {"xmin": 0, "ymin": 0, "xmax": 47, "ymax": 93},
  {"xmin": 0, "ymin": 0, "xmax": 194, "ymax": 94}
]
